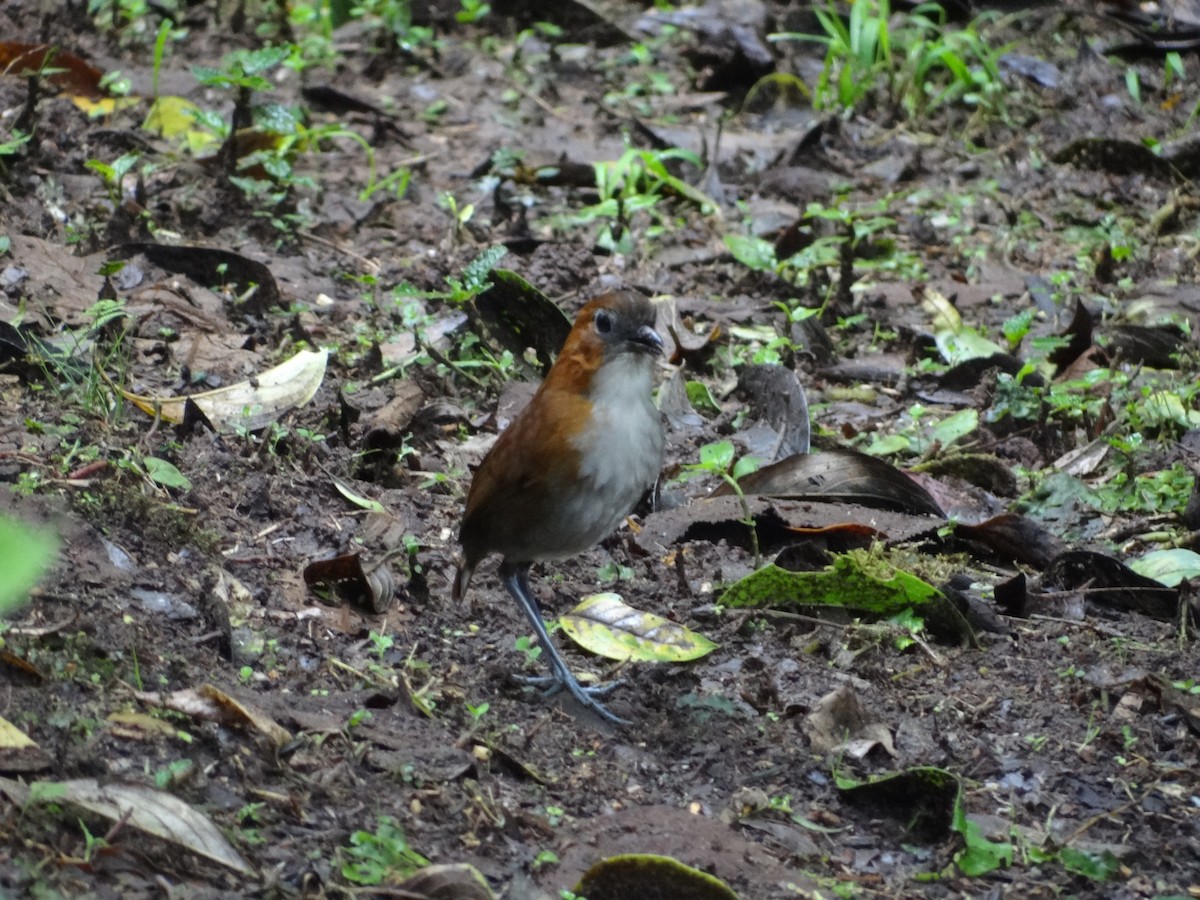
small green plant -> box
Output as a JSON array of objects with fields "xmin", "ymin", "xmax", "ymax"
[
  {"xmin": 515, "ymin": 634, "xmax": 542, "ymax": 666},
  {"xmin": 340, "ymin": 815, "xmax": 429, "ymax": 885},
  {"xmin": 1120, "ymin": 724, "xmax": 1138, "ymax": 752},
  {"xmin": 236, "ymin": 802, "xmax": 268, "ymax": 845},
  {"xmin": 439, "ymin": 191, "xmax": 475, "ymax": 242},
  {"xmin": 368, "ymin": 630, "xmax": 395, "ymax": 660},
  {"xmin": 771, "ymin": 0, "xmax": 1007, "ymax": 121},
  {"xmin": 456, "ymin": 0, "xmax": 490, "ymax": 24},
  {"xmin": 544, "ymin": 146, "xmax": 717, "ymax": 256},
  {"xmin": 678, "ymin": 440, "xmax": 763, "ymax": 567},
  {"xmin": 726, "ymin": 198, "xmax": 919, "ymax": 308},
  {"xmin": 76, "ymin": 819, "xmax": 109, "ymax": 864},
  {"xmin": 596, "ymin": 561, "xmax": 633, "ymax": 583},
  {"xmin": 393, "ymin": 245, "xmax": 508, "ymax": 307},
  {"xmin": 194, "ymin": 47, "xmax": 292, "ymax": 171},
  {"xmin": 1024, "ymin": 733, "xmax": 1048, "ymax": 752},
  {"xmin": 85, "ymin": 152, "xmax": 141, "ymax": 204},
  {"xmin": 465, "ymin": 700, "xmax": 490, "ymax": 722}
]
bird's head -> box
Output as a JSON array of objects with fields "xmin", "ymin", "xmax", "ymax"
[{"xmin": 547, "ymin": 291, "xmax": 662, "ymax": 392}]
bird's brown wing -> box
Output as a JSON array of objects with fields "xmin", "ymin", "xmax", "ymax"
[{"xmin": 457, "ymin": 386, "xmax": 590, "ymax": 573}]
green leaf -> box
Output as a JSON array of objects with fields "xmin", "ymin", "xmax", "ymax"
[
  {"xmin": 724, "ymin": 233, "xmax": 777, "ymax": 271},
  {"xmin": 560, "ymin": 593, "xmax": 718, "ymax": 662},
  {"xmin": 864, "ymin": 433, "xmax": 912, "ymax": 456},
  {"xmin": 333, "ymin": 480, "xmax": 387, "ymax": 514},
  {"xmin": 732, "ymin": 455, "xmax": 761, "ymax": 481},
  {"xmin": 954, "ymin": 812, "xmax": 1014, "ymax": 876},
  {"xmin": 1129, "ymin": 548, "xmax": 1200, "ymax": 587},
  {"xmin": 723, "ymin": 552, "xmax": 938, "ymax": 611},
  {"xmin": 1058, "ymin": 846, "xmax": 1119, "ymax": 882},
  {"xmin": 720, "ymin": 552, "xmax": 975, "ymax": 645},
  {"xmin": 686, "ymin": 380, "xmax": 720, "ymax": 415},
  {"xmin": 0, "ymin": 515, "xmax": 58, "ymax": 615},
  {"xmin": 462, "ymin": 245, "xmax": 508, "ymax": 292},
  {"xmin": 699, "ymin": 440, "xmax": 735, "ymax": 472},
  {"xmin": 143, "ymin": 457, "xmax": 192, "ymax": 491},
  {"xmin": 929, "ymin": 408, "xmax": 979, "ymax": 448}
]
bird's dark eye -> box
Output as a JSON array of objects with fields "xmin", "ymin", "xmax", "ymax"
[{"xmin": 594, "ymin": 309, "xmax": 613, "ymax": 334}]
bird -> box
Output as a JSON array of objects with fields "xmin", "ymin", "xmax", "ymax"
[{"xmin": 453, "ymin": 290, "xmax": 665, "ymax": 724}]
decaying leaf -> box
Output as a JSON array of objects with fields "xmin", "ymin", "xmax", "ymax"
[
  {"xmin": 0, "ymin": 714, "xmax": 50, "ymax": 773},
  {"xmin": 716, "ymin": 448, "xmax": 944, "ymax": 516},
  {"xmin": 132, "ymin": 684, "xmax": 291, "ymax": 747},
  {"xmin": 397, "ymin": 862, "xmax": 497, "ymax": 899},
  {"xmin": 303, "ymin": 552, "xmax": 396, "ymax": 613},
  {"xmin": 560, "ymin": 593, "xmax": 717, "ymax": 662},
  {"xmin": 720, "ymin": 552, "xmax": 975, "ymax": 645},
  {"xmin": 803, "ymin": 685, "xmax": 896, "ymax": 757},
  {"xmin": 122, "ymin": 348, "xmax": 328, "ymax": 431},
  {"xmin": 16, "ymin": 777, "xmax": 253, "ymax": 875},
  {"xmin": 576, "ymin": 853, "xmax": 740, "ymax": 900},
  {"xmin": 474, "ymin": 269, "xmax": 572, "ymax": 376},
  {"xmin": 0, "ymin": 41, "xmax": 105, "ymax": 99}
]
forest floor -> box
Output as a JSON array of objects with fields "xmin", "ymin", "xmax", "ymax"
[{"xmin": 0, "ymin": 0, "xmax": 1198, "ymax": 897}]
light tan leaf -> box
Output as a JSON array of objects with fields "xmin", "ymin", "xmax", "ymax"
[
  {"xmin": 132, "ymin": 685, "xmax": 291, "ymax": 747},
  {"xmin": 123, "ymin": 348, "xmax": 328, "ymax": 431},
  {"xmin": 26, "ymin": 778, "xmax": 253, "ymax": 874}
]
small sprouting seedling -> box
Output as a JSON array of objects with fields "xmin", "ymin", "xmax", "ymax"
[
  {"xmin": 1024, "ymin": 733, "xmax": 1048, "ymax": 752},
  {"xmin": 533, "ymin": 849, "xmax": 559, "ymax": 870},
  {"xmin": 346, "ymin": 707, "xmax": 373, "ymax": 729},
  {"xmin": 596, "ymin": 560, "xmax": 633, "ymax": 583},
  {"xmin": 85, "ymin": 152, "xmax": 140, "ymax": 204},
  {"xmin": 77, "ymin": 819, "xmax": 109, "ymax": 864},
  {"xmin": 515, "ymin": 634, "xmax": 542, "ymax": 666},
  {"xmin": 438, "ymin": 191, "xmax": 474, "ymax": 243},
  {"xmin": 544, "ymin": 145, "xmax": 716, "ymax": 256},
  {"xmin": 368, "ymin": 630, "xmax": 395, "ymax": 660},
  {"xmin": 1120, "ymin": 725, "xmax": 1138, "ymax": 752},
  {"xmin": 236, "ymin": 802, "xmax": 268, "ymax": 845},
  {"xmin": 465, "ymin": 701, "xmax": 489, "ymax": 722},
  {"xmin": 238, "ymin": 665, "xmax": 254, "ymax": 683},
  {"xmin": 678, "ymin": 440, "xmax": 763, "ymax": 567}
]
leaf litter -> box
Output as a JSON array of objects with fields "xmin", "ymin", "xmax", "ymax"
[{"xmin": 0, "ymin": 0, "xmax": 1198, "ymax": 897}]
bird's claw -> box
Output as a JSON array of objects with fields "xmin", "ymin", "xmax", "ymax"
[{"xmin": 511, "ymin": 674, "xmax": 630, "ymax": 724}]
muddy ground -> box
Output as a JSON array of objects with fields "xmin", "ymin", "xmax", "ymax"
[{"xmin": 0, "ymin": 0, "xmax": 1198, "ymax": 897}]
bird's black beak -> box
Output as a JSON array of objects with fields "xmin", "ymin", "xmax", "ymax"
[{"xmin": 634, "ymin": 324, "xmax": 663, "ymax": 356}]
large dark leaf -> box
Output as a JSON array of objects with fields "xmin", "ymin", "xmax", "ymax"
[
  {"xmin": 473, "ymin": 269, "xmax": 571, "ymax": 377},
  {"xmin": 1043, "ymin": 550, "xmax": 1180, "ymax": 621},
  {"xmin": 716, "ymin": 448, "xmax": 944, "ymax": 517}
]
